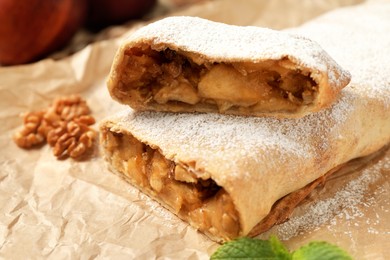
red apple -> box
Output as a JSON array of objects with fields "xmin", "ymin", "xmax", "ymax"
[
  {"xmin": 87, "ymin": 0, "xmax": 157, "ymax": 29},
  {"xmin": 0, "ymin": 0, "xmax": 87, "ymax": 65}
]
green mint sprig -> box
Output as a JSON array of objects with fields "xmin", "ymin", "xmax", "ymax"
[{"xmin": 210, "ymin": 236, "xmax": 353, "ymax": 260}]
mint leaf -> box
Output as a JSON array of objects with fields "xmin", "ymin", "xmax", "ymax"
[
  {"xmin": 269, "ymin": 236, "xmax": 291, "ymax": 259},
  {"xmin": 210, "ymin": 237, "xmax": 353, "ymax": 260},
  {"xmin": 292, "ymin": 241, "xmax": 353, "ymax": 260},
  {"xmin": 210, "ymin": 237, "xmax": 291, "ymax": 260}
]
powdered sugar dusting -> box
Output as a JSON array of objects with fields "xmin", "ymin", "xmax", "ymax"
[
  {"xmin": 287, "ymin": 2, "xmax": 390, "ymax": 105},
  {"xmin": 127, "ymin": 16, "xmax": 350, "ymax": 90},
  {"xmin": 264, "ymin": 151, "xmax": 390, "ymax": 240},
  {"xmin": 114, "ymin": 84, "xmax": 359, "ymax": 178},
  {"xmin": 117, "ymin": 103, "xmax": 335, "ymax": 173}
]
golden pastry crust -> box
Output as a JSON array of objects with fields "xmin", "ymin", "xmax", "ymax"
[{"xmin": 107, "ymin": 16, "xmax": 351, "ymax": 118}]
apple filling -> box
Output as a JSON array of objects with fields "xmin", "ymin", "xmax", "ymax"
[
  {"xmin": 101, "ymin": 123, "xmax": 375, "ymax": 241},
  {"xmin": 101, "ymin": 128, "xmax": 241, "ymax": 241},
  {"xmin": 117, "ymin": 47, "xmax": 318, "ymax": 113}
]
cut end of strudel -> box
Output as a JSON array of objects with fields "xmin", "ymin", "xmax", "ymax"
[
  {"xmin": 107, "ymin": 16, "xmax": 351, "ymax": 118},
  {"xmin": 100, "ymin": 98, "xmax": 390, "ymax": 242}
]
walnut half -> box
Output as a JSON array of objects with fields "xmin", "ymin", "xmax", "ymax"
[
  {"xmin": 13, "ymin": 110, "xmax": 46, "ymax": 148},
  {"xmin": 50, "ymin": 116, "xmax": 96, "ymax": 159}
]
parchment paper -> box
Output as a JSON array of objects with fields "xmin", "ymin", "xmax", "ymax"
[{"xmin": 0, "ymin": 0, "xmax": 388, "ymax": 259}]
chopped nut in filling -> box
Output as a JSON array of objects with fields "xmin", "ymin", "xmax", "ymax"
[
  {"xmin": 116, "ymin": 47, "xmax": 318, "ymax": 113},
  {"xmin": 101, "ymin": 128, "xmax": 240, "ymax": 241}
]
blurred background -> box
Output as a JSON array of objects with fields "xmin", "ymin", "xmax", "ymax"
[
  {"xmin": 0, "ymin": 0, "xmax": 365, "ymax": 66},
  {"xmin": 0, "ymin": 0, "xmax": 207, "ymax": 66}
]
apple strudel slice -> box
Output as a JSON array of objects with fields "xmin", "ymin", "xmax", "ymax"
[
  {"xmin": 100, "ymin": 90, "xmax": 390, "ymax": 242},
  {"xmin": 107, "ymin": 16, "xmax": 351, "ymax": 118}
]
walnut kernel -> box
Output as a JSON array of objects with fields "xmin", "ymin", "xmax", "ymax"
[
  {"xmin": 13, "ymin": 111, "xmax": 46, "ymax": 148},
  {"xmin": 13, "ymin": 95, "xmax": 96, "ymax": 160}
]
